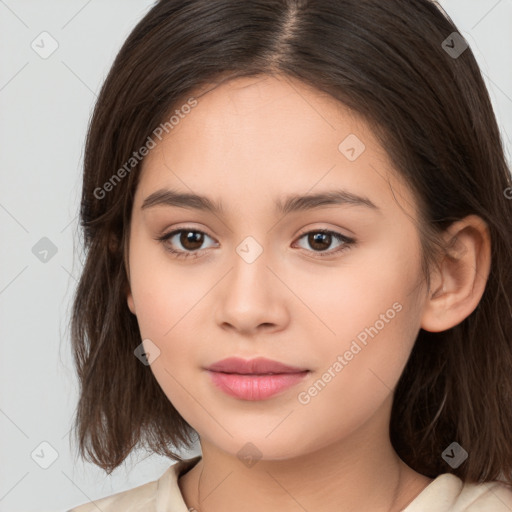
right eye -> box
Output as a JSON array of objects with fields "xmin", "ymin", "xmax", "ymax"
[{"xmin": 156, "ymin": 228, "xmax": 218, "ymax": 259}]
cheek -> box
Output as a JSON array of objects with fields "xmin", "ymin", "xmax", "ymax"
[
  {"xmin": 295, "ymin": 294, "xmax": 418, "ymax": 412},
  {"xmin": 287, "ymin": 290, "xmax": 420, "ymax": 455},
  {"xmin": 290, "ymin": 242, "xmax": 423, "ymax": 398},
  {"xmin": 128, "ymin": 230, "xmax": 210, "ymax": 343},
  {"xmin": 290, "ymin": 240, "xmax": 420, "ymax": 347}
]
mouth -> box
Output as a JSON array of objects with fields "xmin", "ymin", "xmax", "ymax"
[
  {"xmin": 205, "ymin": 356, "xmax": 308, "ymax": 375},
  {"xmin": 204, "ymin": 357, "xmax": 310, "ymax": 401}
]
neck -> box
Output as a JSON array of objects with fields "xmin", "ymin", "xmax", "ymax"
[{"xmin": 178, "ymin": 400, "xmax": 432, "ymax": 512}]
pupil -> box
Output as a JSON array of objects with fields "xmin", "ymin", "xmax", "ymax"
[
  {"xmin": 310, "ymin": 232, "xmax": 330, "ymax": 251},
  {"xmin": 181, "ymin": 231, "xmax": 203, "ymax": 250}
]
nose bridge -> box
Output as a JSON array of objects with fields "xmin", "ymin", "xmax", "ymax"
[
  {"xmin": 214, "ymin": 231, "xmax": 288, "ymax": 332},
  {"xmin": 228, "ymin": 233, "xmax": 271, "ymax": 298}
]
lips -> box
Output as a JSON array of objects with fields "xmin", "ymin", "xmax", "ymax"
[
  {"xmin": 205, "ymin": 357, "xmax": 310, "ymax": 401},
  {"xmin": 206, "ymin": 357, "xmax": 308, "ymax": 375}
]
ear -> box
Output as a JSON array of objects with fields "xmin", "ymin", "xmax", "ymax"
[
  {"xmin": 126, "ymin": 283, "xmax": 136, "ymax": 315},
  {"xmin": 112, "ymin": 231, "xmax": 136, "ymax": 316},
  {"xmin": 420, "ymin": 214, "xmax": 491, "ymax": 333}
]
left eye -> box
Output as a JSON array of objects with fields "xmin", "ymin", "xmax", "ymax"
[
  {"xmin": 293, "ymin": 229, "xmax": 355, "ymax": 257},
  {"xmin": 156, "ymin": 229, "xmax": 218, "ymax": 259},
  {"xmin": 156, "ymin": 228, "xmax": 355, "ymax": 259}
]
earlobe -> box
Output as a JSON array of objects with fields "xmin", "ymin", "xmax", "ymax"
[
  {"xmin": 122, "ymin": 236, "xmax": 136, "ymax": 315},
  {"xmin": 127, "ymin": 292, "xmax": 136, "ymax": 315},
  {"xmin": 125, "ymin": 281, "xmax": 136, "ymax": 315},
  {"xmin": 420, "ymin": 215, "xmax": 491, "ymax": 333}
]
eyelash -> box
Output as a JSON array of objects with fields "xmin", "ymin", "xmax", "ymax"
[{"xmin": 155, "ymin": 227, "xmax": 356, "ymax": 260}]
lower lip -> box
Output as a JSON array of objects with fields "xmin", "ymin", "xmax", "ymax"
[{"xmin": 206, "ymin": 370, "xmax": 309, "ymax": 401}]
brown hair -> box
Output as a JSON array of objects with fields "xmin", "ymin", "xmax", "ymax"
[{"xmin": 70, "ymin": 0, "xmax": 512, "ymax": 482}]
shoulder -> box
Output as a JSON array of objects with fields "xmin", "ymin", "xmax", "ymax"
[
  {"xmin": 404, "ymin": 473, "xmax": 512, "ymax": 511},
  {"xmin": 457, "ymin": 478, "xmax": 512, "ymax": 511},
  {"xmin": 67, "ymin": 456, "xmax": 202, "ymax": 512},
  {"xmin": 67, "ymin": 478, "xmax": 158, "ymax": 512},
  {"xmin": 67, "ymin": 471, "xmax": 162, "ymax": 512}
]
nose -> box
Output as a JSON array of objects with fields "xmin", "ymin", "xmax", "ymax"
[{"xmin": 213, "ymin": 239, "xmax": 290, "ymax": 336}]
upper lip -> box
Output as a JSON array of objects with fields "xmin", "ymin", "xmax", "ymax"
[{"xmin": 206, "ymin": 357, "xmax": 308, "ymax": 375}]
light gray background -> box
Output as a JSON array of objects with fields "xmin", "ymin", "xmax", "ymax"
[{"xmin": 0, "ymin": 1, "xmax": 511, "ymax": 511}]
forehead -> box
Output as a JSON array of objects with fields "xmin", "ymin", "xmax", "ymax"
[{"xmin": 134, "ymin": 75, "xmax": 417, "ymax": 221}]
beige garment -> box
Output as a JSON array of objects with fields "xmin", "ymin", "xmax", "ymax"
[{"xmin": 68, "ymin": 456, "xmax": 512, "ymax": 512}]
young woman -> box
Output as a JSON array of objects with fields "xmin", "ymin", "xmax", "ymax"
[{"xmin": 68, "ymin": 1, "xmax": 512, "ymax": 510}]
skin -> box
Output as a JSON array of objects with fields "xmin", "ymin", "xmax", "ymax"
[{"xmin": 125, "ymin": 74, "xmax": 491, "ymax": 511}]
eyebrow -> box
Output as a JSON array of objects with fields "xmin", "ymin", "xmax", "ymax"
[{"xmin": 141, "ymin": 187, "xmax": 380, "ymax": 215}]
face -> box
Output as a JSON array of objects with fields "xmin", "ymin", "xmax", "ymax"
[{"xmin": 126, "ymin": 74, "xmax": 430, "ymax": 460}]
